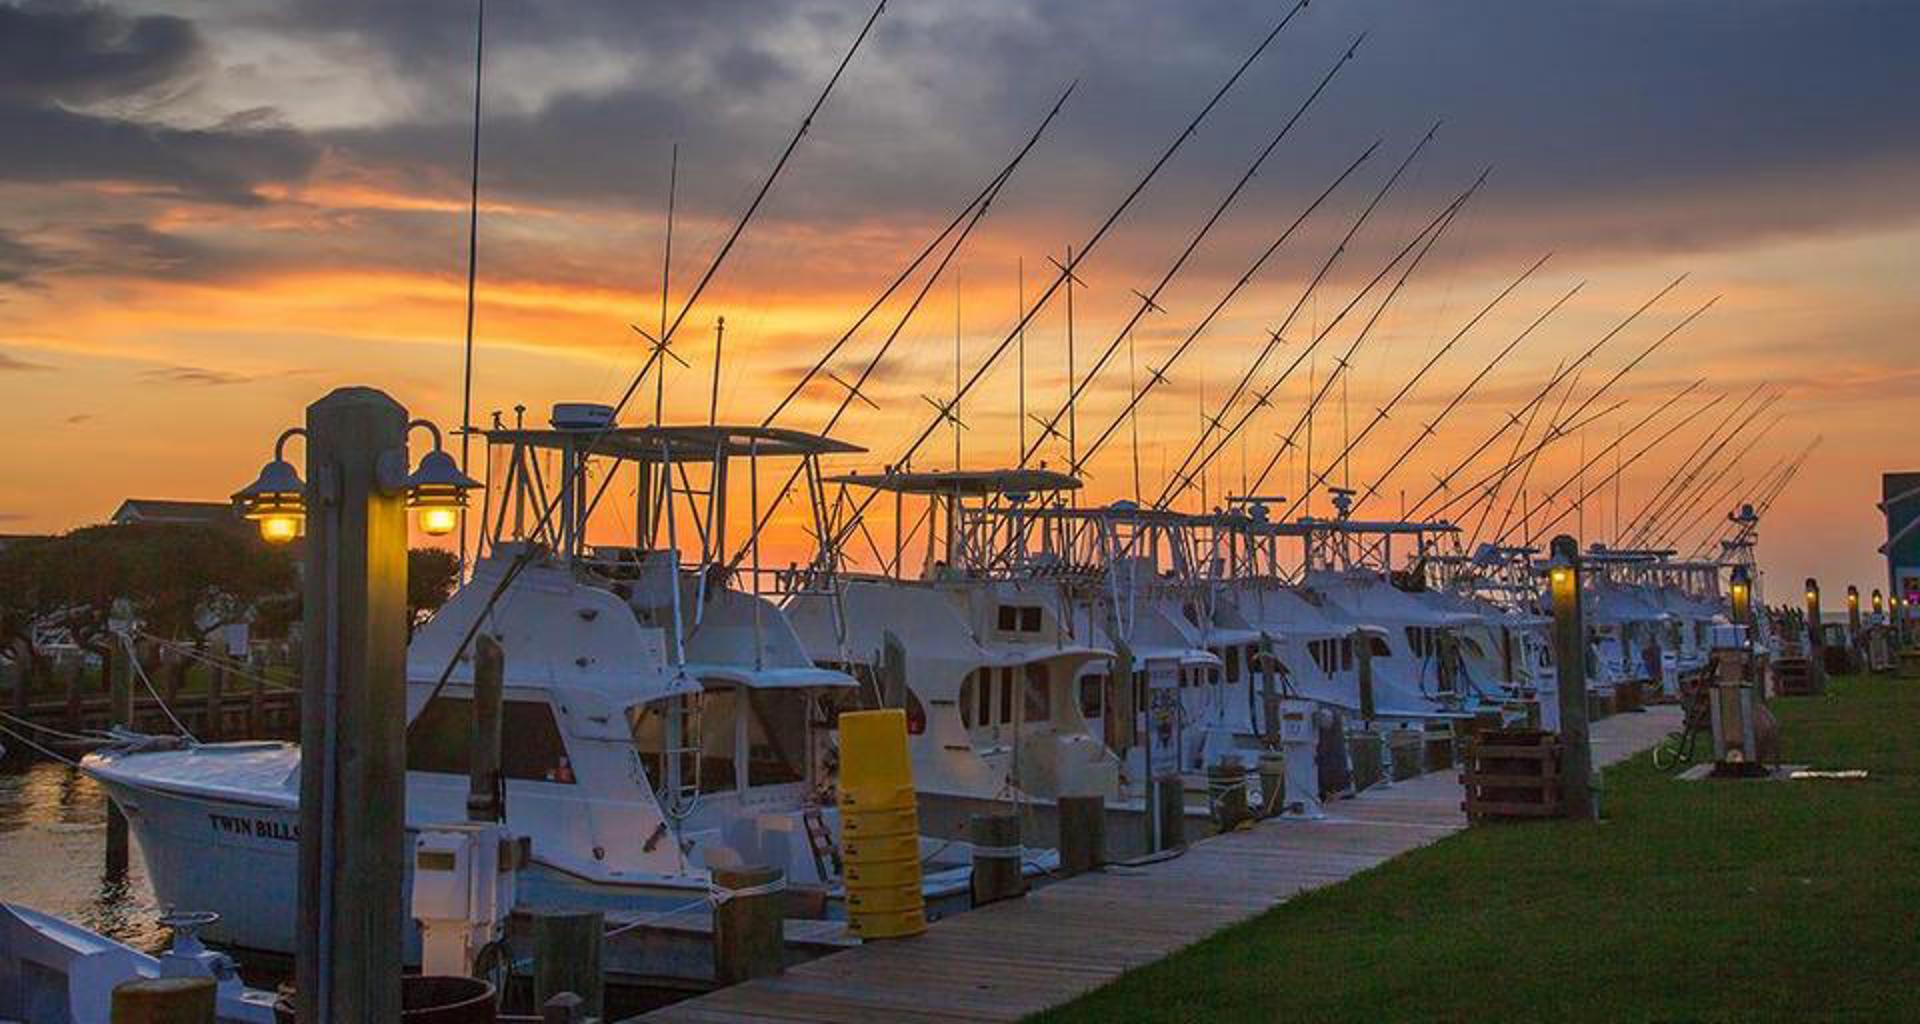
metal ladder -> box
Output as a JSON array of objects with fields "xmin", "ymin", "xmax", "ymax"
[
  {"xmin": 662, "ymin": 697, "xmax": 704, "ymax": 817},
  {"xmin": 801, "ymin": 807, "xmax": 842, "ymax": 882}
]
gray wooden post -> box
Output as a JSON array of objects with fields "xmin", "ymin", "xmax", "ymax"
[
  {"xmin": 468, "ymin": 633, "xmax": 504, "ymax": 823},
  {"xmin": 969, "ymin": 812, "xmax": 1026, "ymax": 906},
  {"xmin": 712, "ymin": 865, "xmax": 785, "ymax": 985},
  {"xmin": 106, "ymin": 636, "xmax": 133, "ymax": 875},
  {"xmin": 294, "ymin": 388, "xmax": 411, "ymax": 1023},
  {"xmin": 1057, "ymin": 794, "xmax": 1105, "ymax": 875},
  {"xmin": 1148, "ymin": 776, "xmax": 1185, "ymax": 852},
  {"xmin": 533, "ymin": 909, "xmax": 604, "ymax": 1015},
  {"xmin": 1549, "ymin": 535, "xmax": 1595, "ymax": 821}
]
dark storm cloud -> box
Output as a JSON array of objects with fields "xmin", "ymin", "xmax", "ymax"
[
  {"xmin": 0, "ymin": 1, "xmax": 318, "ymax": 203},
  {"xmin": 294, "ymin": 0, "xmax": 1920, "ymax": 265}
]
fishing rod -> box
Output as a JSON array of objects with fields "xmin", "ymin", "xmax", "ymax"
[
  {"xmin": 815, "ymin": 5, "xmax": 1307, "ymax": 562},
  {"xmin": 724, "ymin": 85, "xmax": 1076, "ymax": 569},
  {"xmin": 1292, "ymin": 252, "xmax": 1550, "ymax": 509},
  {"xmin": 1228, "ymin": 173, "xmax": 1490, "ymax": 507},
  {"xmin": 1504, "ymin": 379, "xmax": 1717, "ymax": 547},
  {"xmin": 1614, "ymin": 381, "xmax": 1767, "ymax": 544},
  {"xmin": 1068, "ymin": 140, "xmax": 1379, "ymax": 476},
  {"xmin": 1354, "ymin": 281, "xmax": 1581, "ymax": 515},
  {"xmin": 1644, "ymin": 409, "xmax": 1784, "ymax": 551},
  {"xmin": 415, "ymin": 1, "xmax": 889, "ymax": 718},
  {"xmin": 1629, "ymin": 391, "xmax": 1780, "ymax": 547},
  {"xmin": 1160, "ymin": 123, "xmax": 1442, "ymax": 503},
  {"xmin": 1695, "ymin": 436, "xmax": 1818, "ymax": 560},
  {"xmin": 1158, "ymin": 153, "xmax": 1474, "ymax": 509},
  {"xmin": 1403, "ymin": 275, "xmax": 1688, "ymax": 520},
  {"xmin": 1020, "ymin": 17, "xmax": 1351, "ymax": 469},
  {"xmin": 1676, "ymin": 439, "xmax": 1800, "ymax": 558}
]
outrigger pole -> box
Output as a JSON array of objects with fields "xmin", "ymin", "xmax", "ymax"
[
  {"xmin": 1019, "ymin": 20, "xmax": 1356, "ymax": 469},
  {"xmin": 1291, "ymin": 252, "xmax": 1552, "ymax": 507},
  {"xmin": 1224, "ymin": 168, "xmax": 1492, "ymax": 508},
  {"xmin": 816, "ymin": 4, "xmax": 1309, "ymax": 561},
  {"xmin": 1161, "ymin": 123, "xmax": 1443, "ymax": 503},
  {"xmin": 1624, "ymin": 387, "xmax": 1779, "ymax": 547},
  {"xmin": 1402, "ymin": 275, "xmax": 1689, "ymax": 520},
  {"xmin": 1643, "ymin": 409, "xmax": 1784, "ymax": 550},
  {"xmin": 1068, "ymin": 140, "xmax": 1379, "ymax": 476},
  {"xmin": 416, "ymin": 0, "xmax": 889, "ymax": 719},
  {"xmin": 725, "ymin": 84, "xmax": 1077, "ymax": 570},
  {"xmin": 1353, "ymin": 280, "xmax": 1584, "ymax": 513},
  {"xmin": 1613, "ymin": 381, "xmax": 1767, "ymax": 542}
]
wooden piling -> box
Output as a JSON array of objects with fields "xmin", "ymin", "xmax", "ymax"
[
  {"xmin": 106, "ymin": 638, "xmax": 133, "ymax": 875},
  {"xmin": 1057, "ymin": 794, "xmax": 1105, "ymax": 875},
  {"xmin": 1208, "ymin": 759, "xmax": 1250, "ymax": 830},
  {"xmin": 969, "ymin": 812, "xmax": 1026, "ymax": 906},
  {"xmin": 110, "ymin": 976, "xmax": 215, "ymax": 1023},
  {"xmin": 468, "ymin": 632, "xmax": 504, "ymax": 822},
  {"xmin": 713, "ymin": 865, "xmax": 786, "ymax": 985},
  {"xmin": 1548, "ymin": 535, "xmax": 1594, "ymax": 821},
  {"xmin": 293, "ymin": 388, "xmax": 411, "ymax": 1024},
  {"xmin": 533, "ymin": 909, "xmax": 604, "ymax": 1016},
  {"xmin": 1149, "ymin": 776, "xmax": 1185, "ymax": 852}
]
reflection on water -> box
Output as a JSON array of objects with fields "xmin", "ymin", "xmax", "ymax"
[{"xmin": 0, "ymin": 754, "xmax": 165, "ymax": 951}]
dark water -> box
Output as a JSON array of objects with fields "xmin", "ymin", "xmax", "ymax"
[{"xmin": 0, "ymin": 754, "xmax": 166, "ymax": 952}]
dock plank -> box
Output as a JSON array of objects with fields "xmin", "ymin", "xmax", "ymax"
[{"xmin": 640, "ymin": 708, "xmax": 1677, "ymax": 1023}]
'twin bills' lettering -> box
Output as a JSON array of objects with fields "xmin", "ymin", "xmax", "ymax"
[{"xmin": 209, "ymin": 812, "xmax": 298, "ymax": 841}]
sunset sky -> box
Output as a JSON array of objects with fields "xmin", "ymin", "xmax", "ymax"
[{"xmin": 1, "ymin": 0, "xmax": 1914, "ymax": 601}]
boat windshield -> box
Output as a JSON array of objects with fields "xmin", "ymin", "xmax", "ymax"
[{"xmin": 626, "ymin": 683, "xmax": 808, "ymax": 796}]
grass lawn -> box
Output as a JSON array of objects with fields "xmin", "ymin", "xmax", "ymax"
[{"xmin": 1036, "ymin": 676, "xmax": 1919, "ymax": 1022}]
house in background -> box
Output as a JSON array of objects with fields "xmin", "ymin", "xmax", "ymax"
[{"xmin": 109, "ymin": 499, "xmax": 243, "ymax": 531}]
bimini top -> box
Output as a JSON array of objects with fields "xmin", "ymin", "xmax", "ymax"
[
  {"xmin": 484, "ymin": 424, "xmax": 864, "ymax": 462},
  {"xmin": 825, "ymin": 467, "xmax": 1080, "ymax": 496}
]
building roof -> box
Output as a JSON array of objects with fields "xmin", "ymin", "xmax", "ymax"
[{"xmin": 111, "ymin": 499, "xmax": 242, "ymax": 527}]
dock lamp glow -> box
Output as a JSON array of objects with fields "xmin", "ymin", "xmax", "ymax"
[
  {"xmin": 1872, "ymin": 588, "xmax": 1885, "ymax": 623},
  {"xmin": 404, "ymin": 420, "xmax": 482, "ymax": 537},
  {"xmin": 1805, "ymin": 578, "xmax": 1822, "ymax": 646},
  {"xmin": 1729, "ymin": 566, "xmax": 1752, "ymax": 629},
  {"xmin": 1847, "ymin": 585, "xmax": 1862, "ymax": 636},
  {"xmin": 234, "ymin": 427, "xmax": 309, "ymax": 544}
]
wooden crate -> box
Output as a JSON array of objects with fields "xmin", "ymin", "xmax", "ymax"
[
  {"xmin": 1460, "ymin": 729, "xmax": 1563, "ymax": 822},
  {"xmin": 1773, "ymin": 656, "xmax": 1818, "ymax": 697}
]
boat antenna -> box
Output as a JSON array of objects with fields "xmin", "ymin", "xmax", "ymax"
[
  {"xmin": 457, "ymin": 0, "xmax": 486, "ymax": 574},
  {"xmin": 1017, "ymin": 256, "xmax": 1026, "ymax": 460},
  {"xmin": 709, "ymin": 316, "xmax": 725, "ymax": 427},
  {"xmin": 414, "ymin": 0, "xmax": 888, "ymax": 724},
  {"xmin": 657, "ymin": 143, "xmax": 677, "ymax": 425}
]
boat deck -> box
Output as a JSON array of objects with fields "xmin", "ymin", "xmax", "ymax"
[{"xmin": 639, "ymin": 707, "xmax": 1679, "ymax": 1023}]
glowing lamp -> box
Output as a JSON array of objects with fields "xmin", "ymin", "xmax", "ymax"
[
  {"xmin": 233, "ymin": 433, "xmax": 306, "ymax": 545},
  {"xmin": 405, "ymin": 436, "xmax": 481, "ymax": 538}
]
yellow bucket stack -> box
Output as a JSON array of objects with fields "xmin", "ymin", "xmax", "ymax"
[{"xmin": 837, "ymin": 709, "xmax": 927, "ymax": 938}]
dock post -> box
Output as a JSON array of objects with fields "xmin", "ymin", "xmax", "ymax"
[
  {"xmin": 1805, "ymin": 577, "xmax": 1827, "ymax": 691},
  {"xmin": 1057, "ymin": 794, "xmax": 1105, "ymax": 874},
  {"xmin": 1548, "ymin": 535, "xmax": 1595, "ymax": 821},
  {"xmin": 969, "ymin": 812, "xmax": 1027, "ymax": 905},
  {"xmin": 534, "ymin": 909, "xmax": 604, "ymax": 1015},
  {"xmin": 468, "ymin": 633, "xmax": 504, "ymax": 822},
  {"xmin": 1148, "ymin": 776, "xmax": 1185, "ymax": 852},
  {"xmin": 1207, "ymin": 758, "xmax": 1250, "ymax": 830},
  {"xmin": 713, "ymin": 865, "xmax": 786, "ymax": 985},
  {"xmin": 110, "ymin": 976, "xmax": 215, "ymax": 1023},
  {"xmin": 106, "ymin": 631, "xmax": 133, "ymax": 875},
  {"xmin": 293, "ymin": 388, "xmax": 411, "ymax": 1023}
]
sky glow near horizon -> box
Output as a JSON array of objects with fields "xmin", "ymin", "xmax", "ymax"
[{"xmin": 1, "ymin": 0, "xmax": 1915, "ymax": 599}]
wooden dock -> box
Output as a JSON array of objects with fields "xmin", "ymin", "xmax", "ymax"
[{"xmin": 642, "ymin": 707, "xmax": 1680, "ymax": 1023}]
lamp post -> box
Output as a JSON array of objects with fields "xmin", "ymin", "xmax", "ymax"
[
  {"xmin": 1548, "ymin": 535, "xmax": 1594, "ymax": 821},
  {"xmin": 1871, "ymin": 588, "xmax": 1885, "ymax": 624},
  {"xmin": 1847, "ymin": 585, "xmax": 1861, "ymax": 638},
  {"xmin": 233, "ymin": 389, "xmax": 479, "ymax": 1021},
  {"xmin": 1804, "ymin": 577, "xmax": 1822, "ymax": 656},
  {"xmin": 1729, "ymin": 566, "xmax": 1752, "ymax": 634}
]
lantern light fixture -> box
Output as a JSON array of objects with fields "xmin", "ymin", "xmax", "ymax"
[{"xmin": 233, "ymin": 427, "xmax": 308, "ymax": 544}]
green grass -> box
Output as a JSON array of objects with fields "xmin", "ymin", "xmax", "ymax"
[{"xmin": 1036, "ymin": 677, "xmax": 1920, "ymax": 1023}]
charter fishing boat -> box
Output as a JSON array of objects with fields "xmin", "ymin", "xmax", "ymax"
[{"xmin": 83, "ymin": 405, "xmax": 983, "ymax": 956}]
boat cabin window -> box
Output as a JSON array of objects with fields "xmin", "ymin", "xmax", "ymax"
[
  {"xmin": 626, "ymin": 685, "xmax": 806, "ymax": 795},
  {"xmin": 1308, "ymin": 638, "xmax": 1356, "ymax": 675},
  {"xmin": 409, "ymin": 696, "xmax": 575, "ymax": 784},
  {"xmin": 1023, "ymin": 663, "xmax": 1051, "ymax": 723},
  {"xmin": 1078, "ymin": 672, "xmax": 1106, "ymax": 718},
  {"xmin": 743, "ymin": 688, "xmax": 807, "ymax": 787},
  {"xmin": 1406, "ymin": 627, "xmax": 1445, "ymax": 660},
  {"xmin": 996, "ymin": 605, "xmax": 1045, "ymax": 633},
  {"xmin": 1224, "ymin": 647, "xmax": 1241, "ymax": 684},
  {"xmin": 998, "ymin": 668, "xmax": 1015, "ymax": 724},
  {"xmin": 961, "ymin": 669, "xmax": 988, "ymax": 729}
]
